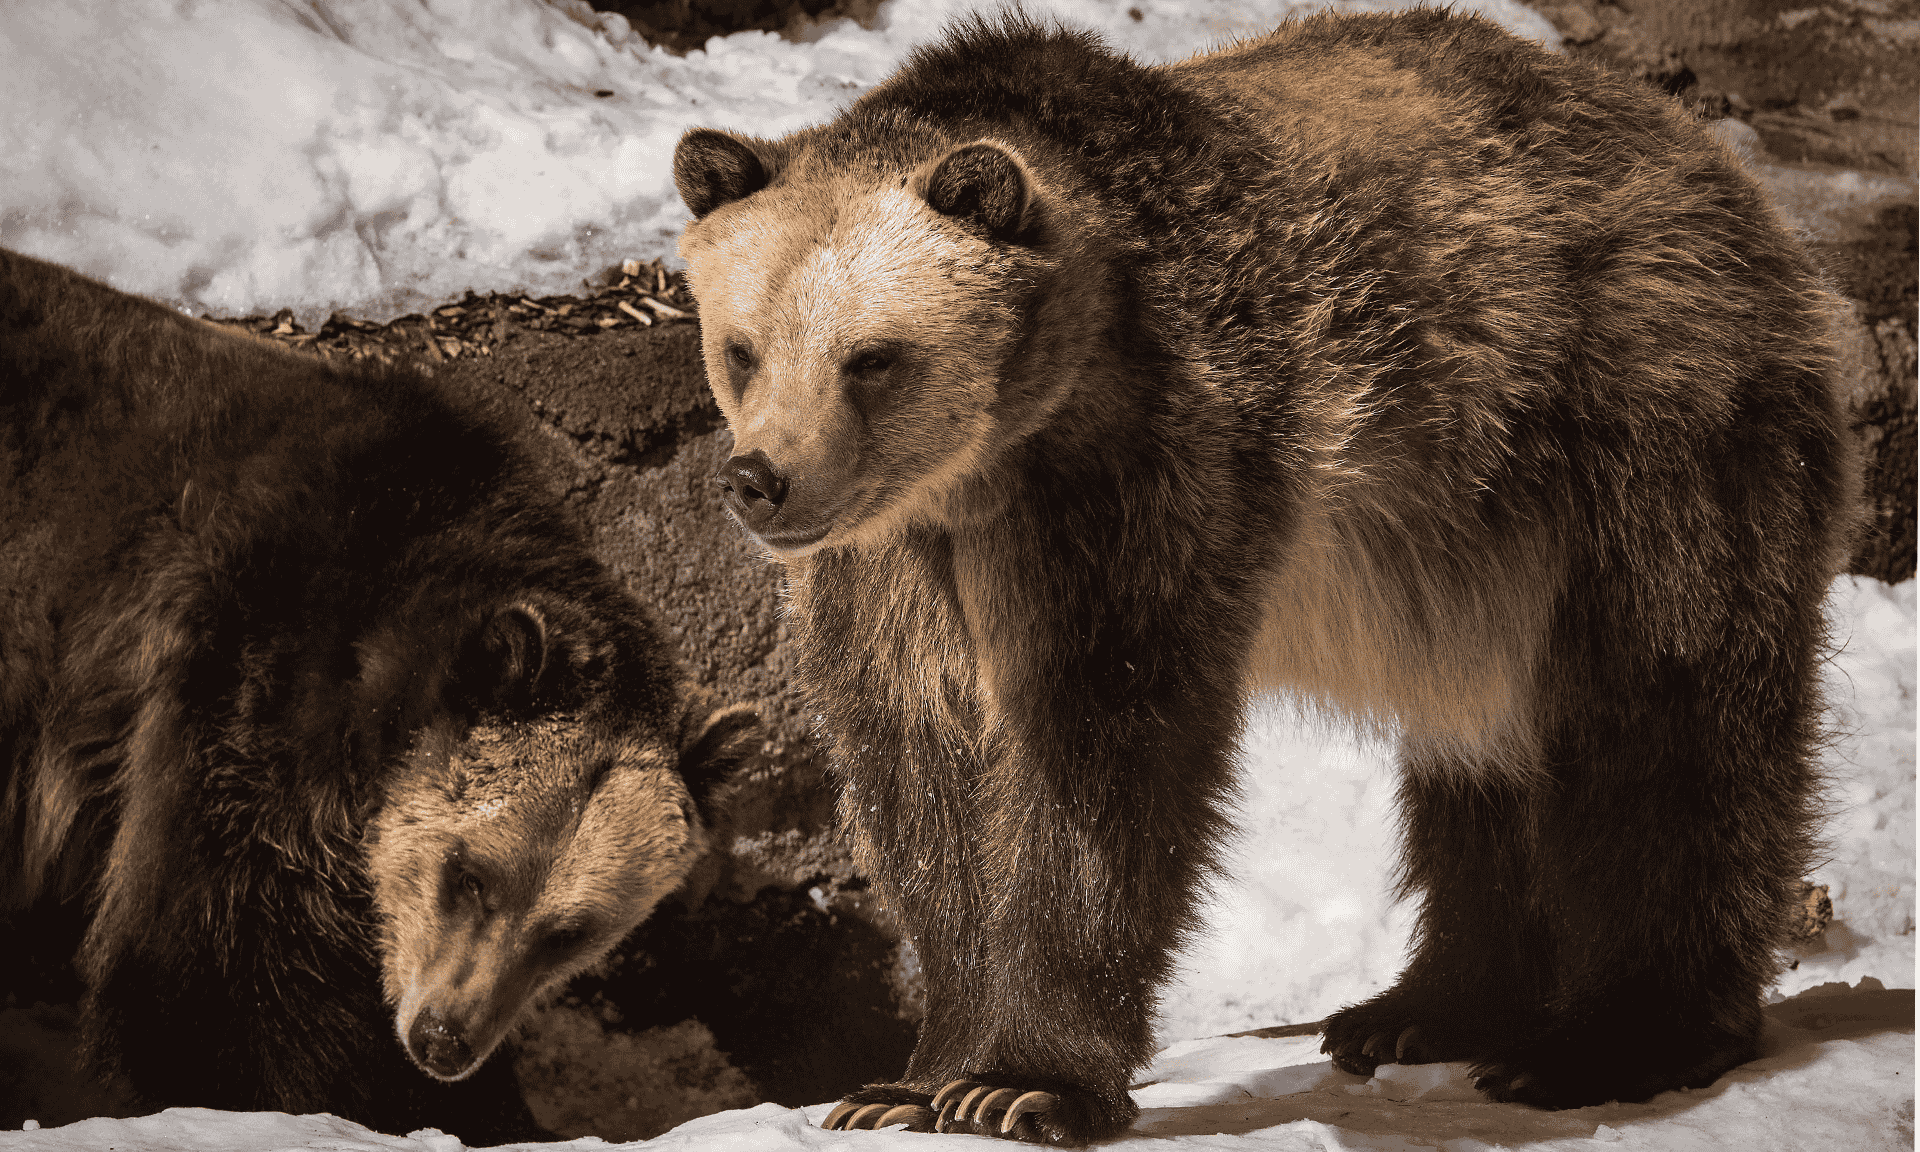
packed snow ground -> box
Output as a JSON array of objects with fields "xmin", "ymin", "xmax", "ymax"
[
  {"xmin": 6, "ymin": 977, "xmax": 1915, "ymax": 1151},
  {"xmin": 0, "ymin": 0, "xmax": 1911, "ymax": 1147}
]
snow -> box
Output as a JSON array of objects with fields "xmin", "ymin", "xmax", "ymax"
[
  {"xmin": 2, "ymin": 980, "xmax": 1911, "ymax": 1151},
  {"xmin": 0, "ymin": 0, "xmax": 1553, "ymax": 327},
  {"xmin": 0, "ymin": 0, "xmax": 1910, "ymax": 1146}
]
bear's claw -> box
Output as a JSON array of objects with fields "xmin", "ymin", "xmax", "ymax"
[
  {"xmin": 929, "ymin": 1080, "xmax": 1057, "ymax": 1135},
  {"xmin": 822, "ymin": 1080, "xmax": 1068, "ymax": 1141},
  {"xmin": 822, "ymin": 1101, "xmax": 937, "ymax": 1132}
]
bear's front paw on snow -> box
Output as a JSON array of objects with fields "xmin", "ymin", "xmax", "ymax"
[{"xmin": 823, "ymin": 1079, "xmax": 1125, "ymax": 1145}]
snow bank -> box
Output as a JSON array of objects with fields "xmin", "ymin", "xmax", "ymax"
[{"xmin": 0, "ymin": 0, "xmax": 1553, "ymax": 326}]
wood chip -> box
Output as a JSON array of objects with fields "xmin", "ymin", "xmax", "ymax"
[
  {"xmin": 641, "ymin": 297, "xmax": 690, "ymax": 320},
  {"xmin": 617, "ymin": 299, "xmax": 655, "ymax": 326}
]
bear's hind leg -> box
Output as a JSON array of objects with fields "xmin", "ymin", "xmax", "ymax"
[
  {"xmin": 1322, "ymin": 768, "xmax": 1549, "ymax": 1077},
  {"xmin": 1461, "ymin": 657, "xmax": 1815, "ymax": 1109}
]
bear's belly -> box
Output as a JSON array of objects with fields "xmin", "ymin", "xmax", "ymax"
[{"xmin": 1244, "ymin": 510, "xmax": 1563, "ymax": 780}]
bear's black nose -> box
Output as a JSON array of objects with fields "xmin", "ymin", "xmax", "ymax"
[
  {"xmin": 407, "ymin": 1006, "xmax": 476, "ymax": 1079},
  {"xmin": 715, "ymin": 450, "xmax": 789, "ymax": 531}
]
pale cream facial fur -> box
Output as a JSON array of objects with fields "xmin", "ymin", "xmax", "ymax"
[
  {"xmin": 366, "ymin": 715, "xmax": 700, "ymax": 1080},
  {"xmin": 681, "ymin": 175, "xmax": 1019, "ymax": 555}
]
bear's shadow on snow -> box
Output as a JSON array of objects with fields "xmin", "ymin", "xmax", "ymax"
[{"xmin": 1130, "ymin": 988, "xmax": 1913, "ymax": 1142}]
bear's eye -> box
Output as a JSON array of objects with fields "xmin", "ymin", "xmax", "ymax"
[
  {"xmin": 845, "ymin": 350, "xmax": 893, "ymax": 376},
  {"xmin": 724, "ymin": 341, "xmax": 754, "ymax": 374},
  {"xmin": 543, "ymin": 925, "xmax": 590, "ymax": 953},
  {"xmin": 459, "ymin": 871, "xmax": 485, "ymax": 901}
]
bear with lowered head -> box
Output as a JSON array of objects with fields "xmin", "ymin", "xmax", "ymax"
[
  {"xmin": 0, "ymin": 248, "xmax": 758, "ymax": 1139},
  {"xmin": 673, "ymin": 10, "xmax": 1859, "ymax": 1146}
]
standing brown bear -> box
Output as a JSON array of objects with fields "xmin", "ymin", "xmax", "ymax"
[
  {"xmin": 0, "ymin": 248, "xmax": 758, "ymax": 1139},
  {"xmin": 673, "ymin": 9, "xmax": 1857, "ymax": 1146}
]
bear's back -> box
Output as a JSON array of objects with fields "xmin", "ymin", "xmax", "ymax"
[
  {"xmin": 0, "ymin": 250, "xmax": 533, "ymax": 640},
  {"xmin": 0, "ymin": 249, "xmax": 553, "ymax": 826}
]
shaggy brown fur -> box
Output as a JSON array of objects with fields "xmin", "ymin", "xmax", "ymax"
[
  {"xmin": 674, "ymin": 10, "xmax": 1858, "ymax": 1145},
  {"xmin": 0, "ymin": 248, "xmax": 758, "ymax": 1139}
]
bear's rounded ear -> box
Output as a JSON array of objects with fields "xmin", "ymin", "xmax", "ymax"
[
  {"xmin": 674, "ymin": 129, "xmax": 782, "ymax": 218},
  {"xmin": 676, "ymin": 695, "xmax": 762, "ymax": 822},
  {"xmin": 462, "ymin": 604, "xmax": 548, "ymax": 713},
  {"xmin": 920, "ymin": 141, "xmax": 1036, "ymax": 243}
]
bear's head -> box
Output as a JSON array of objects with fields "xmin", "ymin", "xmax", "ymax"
[
  {"xmin": 362, "ymin": 600, "xmax": 758, "ymax": 1082},
  {"xmin": 674, "ymin": 127, "xmax": 1088, "ymax": 555}
]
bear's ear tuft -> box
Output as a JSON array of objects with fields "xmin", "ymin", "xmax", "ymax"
[
  {"xmin": 462, "ymin": 604, "xmax": 548, "ymax": 714},
  {"xmin": 674, "ymin": 129, "xmax": 781, "ymax": 218},
  {"xmin": 922, "ymin": 141, "xmax": 1035, "ymax": 242},
  {"xmin": 676, "ymin": 695, "xmax": 763, "ymax": 822}
]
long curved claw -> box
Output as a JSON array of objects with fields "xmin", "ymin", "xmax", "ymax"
[
  {"xmin": 973, "ymin": 1089, "xmax": 1020, "ymax": 1125},
  {"xmin": 875, "ymin": 1104, "xmax": 936, "ymax": 1131},
  {"xmin": 935, "ymin": 1090, "xmax": 969, "ymax": 1133},
  {"xmin": 931, "ymin": 1080, "xmax": 979, "ymax": 1113},
  {"xmin": 832, "ymin": 1080, "xmax": 1059, "ymax": 1138},
  {"xmin": 1000, "ymin": 1091, "xmax": 1057, "ymax": 1134},
  {"xmin": 933, "ymin": 1078, "xmax": 982, "ymax": 1131}
]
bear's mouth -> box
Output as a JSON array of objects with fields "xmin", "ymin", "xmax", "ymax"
[{"xmin": 745, "ymin": 519, "xmax": 833, "ymax": 554}]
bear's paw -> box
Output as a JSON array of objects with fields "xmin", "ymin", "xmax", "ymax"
[
  {"xmin": 1467, "ymin": 1018, "xmax": 1759, "ymax": 1110},
  {"xmin": 823, "ymin": 1079, "xmax": 1118, "ymax": 1145},
  {"xmin": 1321, "ymin": 986, "xmax": 1507, "ymax": 1078}
]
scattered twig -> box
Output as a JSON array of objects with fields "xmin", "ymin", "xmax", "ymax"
[{"xmin": 203, "ymin": 256, "xmax": 698, "ymax": 365}]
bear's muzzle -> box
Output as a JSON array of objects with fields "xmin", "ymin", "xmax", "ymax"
[
  {"xmin": 406, "ymin": 1005, "xmax": 478, "ymax": 1079},
  {"xmin": 715, "ymin": 449, "xmax": 788, "ymax": 531}
]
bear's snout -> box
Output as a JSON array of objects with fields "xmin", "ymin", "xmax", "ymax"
[
  {"xmin": 715, "ymin": 450, "xmax": 789, "ymax": 533},
  {"xmin": 406, "ymin": 1005, "xmax": 477, "ymax": 1080}
]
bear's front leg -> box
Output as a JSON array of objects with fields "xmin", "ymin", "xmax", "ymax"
[{"xmin": 805, "ymin": 532, "xmax": 1253, "ymax": 1145}]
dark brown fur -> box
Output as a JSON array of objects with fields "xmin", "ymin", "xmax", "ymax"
[
  {"xmin": 674, "ymin": 10, "xmax": 1858, "ymax": 1144},
  {"xmin": 0, "ymin": 248, "xmax": 756, "ymax": 1138}
]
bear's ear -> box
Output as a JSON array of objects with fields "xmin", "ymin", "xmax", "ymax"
[
  {"xmin": 674, "ymin": 129, "xmax": 783, "ymax": 218},
  {"xmin": 920, "ymin": 141, "xmax": 1037, "ymax": 243},
  {"xmin": 460, "ymin": 604, "xmax": 549, "ymax": 714},
  {"xmin": 676, "ymin": 695, "xmax": 762, "ymax": 822}
]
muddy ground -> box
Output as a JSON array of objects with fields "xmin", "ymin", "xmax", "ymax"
[{"xmin": 2, "ymin": 0, "xmax": 1913, "ymax": 1141}]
